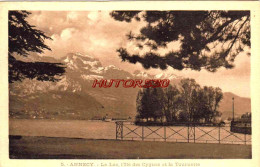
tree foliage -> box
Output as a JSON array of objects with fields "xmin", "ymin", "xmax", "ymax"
[
  {"xmin": 111, "ymin": 11, "xmax": 250, "ymax": 72},
  {"xmin": 150, "ymin": 87, "xmax": 165, "ymax": 121},
  {"xmin": 136, "ymin": 78, "xmax": 223, "ymax": 123},
  {"xmin": 136, "ymin": 88, "xmax": 153, "ymax": 121},
  {"xmin": 9, "ymin": 10, "xmax": 65, "ymax": 83},
  {"xmin": 180, "ymin": 78, "xmax": 200, "ymax": 121},
  {"xmin": 136, "ymin": 87, "xmax": 165, "ymax": 121},
  {"xmin": 164, "ymin": 85, "xmax": 183, "ymax": 122}
]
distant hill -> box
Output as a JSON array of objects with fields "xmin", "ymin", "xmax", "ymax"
[
  {"xmin": 9, "ymin": 91, "xmax": 105, "ymax": 119},
  {"xmin": 219, "ymin": 92, "xmax": 251, "ymax": 120}
]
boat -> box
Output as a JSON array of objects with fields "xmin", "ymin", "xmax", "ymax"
[
  {"xmin": 104, "ymin": 118, "xmax": 112, "ymax": 122},
  {"xmin": 230, "ymin": 121, "xmax": 251, "ymax": 134}
]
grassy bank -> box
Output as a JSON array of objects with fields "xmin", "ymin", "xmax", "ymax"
[{"xmin": 9, "ymin": 135, "xmax": 251, "ymax": 159}]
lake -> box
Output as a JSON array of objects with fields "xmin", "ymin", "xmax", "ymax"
[{"xmin": 9, "ymin": 119, "xmax": 251, "ymax": 145}]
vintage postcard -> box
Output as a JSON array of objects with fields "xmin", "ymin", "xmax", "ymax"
[{"xmin": 0, "ymin": 1, "xmax": 260, "ymax": 167}]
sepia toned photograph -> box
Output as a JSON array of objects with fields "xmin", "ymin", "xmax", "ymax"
[
  {"xmin": 0, "ymin": 2, "xmax": 259, "ymax": 166},
  {"xmin": 7, "ymin": 9, "xmax": 253, "ymax": 160}
]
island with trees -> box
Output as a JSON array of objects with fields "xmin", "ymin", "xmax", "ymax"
[{"xmin": 135, "ymin": 78, "xmax": 224, "ymax": 126}]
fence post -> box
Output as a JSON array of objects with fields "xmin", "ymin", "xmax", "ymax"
[
  {"xmin": 121, "ymin": 122, "xmax": 123, "ymax": 140},
  {"xmin": 218, "ymin": 124, "xmax": 221, "ymax": 144},
  {"xmin": 116, "ymin": 122, "xmax": 118, "ymax": 140},
  {"xmin": 116, "ymin": 121, "xmax": 123, "ymax": 140},
  {"xmin": 164, "ymin": 126, "xmax": 166, "ymax": 142},
  {"xmin": 244, "ymin": 127, "xmax": 247, "ymax": 145},
  {"xmin": 194, "ymin": 124, "xmax": 196, "ymax": 143},
  {"xmin": 187, "ymin": 124, "xmax": 190, "ymax": 143},
  {"xmin": 142, "ymin": 126, "xmax": 144, "ymax": 141}
]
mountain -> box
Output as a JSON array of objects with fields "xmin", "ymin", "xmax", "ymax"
[
  {"xmin": 133, "ymin": 70, "xmax": 183, "ymax": 83},
  {"xmin": 9, "ymin": 53, "xmax": 251, "ymax": 120},
  {"xmin": 10, "ymin": 53, "xmax": 138, "ymax": 119},
  {"xmin": 9, "ymin": 91, "xmax": 104, "ymax": 119}
]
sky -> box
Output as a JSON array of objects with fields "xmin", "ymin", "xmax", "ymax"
[{"xmin": 26, "ymin": 11, "xmax": 251, "ymax": 98}]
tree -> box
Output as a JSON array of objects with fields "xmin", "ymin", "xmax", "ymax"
[
  {"xmin": 201, "ymin": 86, "xmax": 223, "ymax": 122},
  {"xmin": 150, "ymin": 87, "xmax": 165, "ymax": 122},
  {"xmin": 190, "ymin": 88, "xmax": 205, "ymax": 122},
  {"xmin": 136, "ymin": 87, "xmax": 165, "ymax": 122},
  {"xmin": 9, "ymin": 10, "xmax": 65, "ymax": 83},
  {"xmin": 136, "ymin": 89, "xmax": 145, "ymax": 120},
  {"xmin": 180, "ymin": 78, "xmax": 200, "ymax": 122},
  {"xmin": 164, "ymin": 85, "xmax": 182, "ymax": 122},
  {"xmin": 178, "ymin": 111, "xmax": 189, "ymax": 122},
  {"xmin": 136, "ymin": 88, "xmax": 152, "ymax": 121},
  {"xmin": 179, "ymin": 80, "xmax": 223, "ymax": 123},
  {"xmin": 111, "ymin": 11, "xmax": 250, "ymax": 72}
]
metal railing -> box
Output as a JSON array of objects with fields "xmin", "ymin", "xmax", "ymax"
[{"xmin": 115, "ymin": 121, "xmax": 251, "ymax": 145}]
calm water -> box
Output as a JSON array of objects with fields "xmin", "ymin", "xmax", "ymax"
[
  {"xmin": 10, "ymin": 119, "xmax": 116, "ymax": 139},
  {"xmin": 9, "ymin": 119, "xmax": 251, "ymax": 144}
]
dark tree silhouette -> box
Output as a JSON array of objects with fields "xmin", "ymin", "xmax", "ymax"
[
  {"xmin": 136, "ymin": 88, "xmax": 153, "ymax": 121},
  {"xmin": 135, "ymin": 78, "xmax": 223, "ymax": 123},
  {"xmin": 150, "ymin": 87, "xmax": 165, "ymax": 122},
  {"xmin": 180, "ymin": 78, "xmax": 200, "ymax": 121},
  {"xmin": 164, "ymin": 85, "xmax": 182, "ymax": 122},
  {"xmin": 136, "ymin": 87, "xmax": 165, "ymax": 122},
  {"xmin": 111, "ymin": 11, "xmax": 250, "ymax": 72},
  {"xmin": 9, "ymin": 10, "xmax": 65, "ymax": 83}
]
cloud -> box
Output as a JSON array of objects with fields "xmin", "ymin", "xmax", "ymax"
[
  {"xmin": 60, "ymin": 28, "xmax": 76, "ymax": 40},
  {"xmin": 67, "ymin": 11, "xmax": 79, "ymax": 21},
  {"xmin": 27, "ymin": 11, "xmax": 143, "ymax": 60},
  {"xmin": 26, "ymin": 11, "xmax": 250, "ymax": 98},
  {"xmin": 164, "ymin": 52, "xmax": 251, "ymax": 97},
  {"xmin": 219, "ymin": 52, "xmax": 250, "ymax": 77},
  {"xmin": 87, "ymin": 11, "xmax": 99, "ymax": 22}
]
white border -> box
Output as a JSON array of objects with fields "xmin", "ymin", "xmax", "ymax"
[{"xmin": 0, "ymin": 2, "xmax": 259, "ymax": 167}]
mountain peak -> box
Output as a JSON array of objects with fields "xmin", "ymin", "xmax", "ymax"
[
  {"xmin": 63, "ymin": 52, "xmax": 96, "ymax": 61},
  {"xmin": 154, "ymin": 73, "xmax": 181, "ymax": 80},
  {"xmin": 61, "ymin": 52, "xmax": 103, "ymax": 71},
  {"xmin": 133, "ymin": 70, "xmax": 151, "ymax": 78},
  {"xmin": 105, "ymin": 65, "xmax": 120, "ymax": 70}
]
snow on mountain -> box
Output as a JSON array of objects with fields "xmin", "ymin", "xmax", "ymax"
[
  {"xmin": 11, "ymin": 52, "xmax": 137, "ymax": 97},
  {"xmin": 90, "ymin": 67, "xmax": 104, "ymax": 74},
  {"xmin": 133, "ymin": 70, "xmax": 182, "ymax": 82},
  {"xmin": 61, "ymin": 53, "xmax": 103, "ymax": 74},
  {"xmin": 154, "ymin": 73, "xmax": 181, "ymax": 80},
  {"xmin": 60, "ymin": 53, "xmax": 134, "ymax": 81},
  {"xmin": 81, "ymin": 74, "xmax": 104, "ymax": 80},
  {"xmin": 154, "ymin": 73, "xmax": 164, "ymax": 79},
  {"xmin": 133, "ymin": 70, "xmax": 153, "ymax": 79},
  {"xmin": 104, "ymin": 65, "xmax": 120, "ymax": 71},
  {"xmin": 136, "ymin": 72, "xmax": 149, "ymax": 78}
]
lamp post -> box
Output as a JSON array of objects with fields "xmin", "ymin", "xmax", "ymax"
[{"xmin": 230, "ymin": 97, "xmax": 235, "ymax": 132}]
